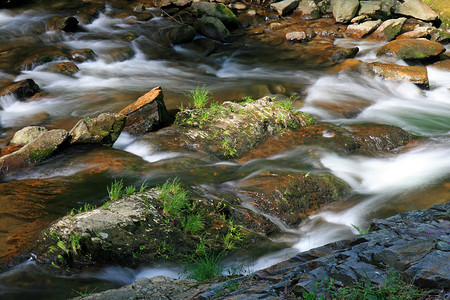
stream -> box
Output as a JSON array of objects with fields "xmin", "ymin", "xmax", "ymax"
[{"xmin": 0, "ymin": 2, "xmax": 449, "ymax": 299}]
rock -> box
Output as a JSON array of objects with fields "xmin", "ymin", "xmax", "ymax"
[
  {"xmin": 69, "ymin": 49, "xmax": 96, "ymax": 63},
  {"xmin": 367, "ymin": 17, "xmax": 407, "ymax": 41},
  {"xmin": 69, "ymin": 113, "xmax": 126, "ymax": 146},
  {"xmin": 104, "ymin": 47, "xmax": 135, "ymax": 62},
  {"xmin": 376, "ymin": 38, "xmax": 446, "ymax": 60},
  {"xmin": 331, "ymin": 47, "xmax": 359, "ymax": 62},
  {"xmin": 21, "ymin": 49, "xmax": 71, "ymax": 70},
  {"xmin": 429, "ymin": 28, "xmax": 450, "ymax": 44},
  {"xmin": 358, "ymin": 0, "xmax": 382, "ymax": 18},
  {"xmin": 395, "ymin": 0, "xmax": 438, "ymax": 21},
  {"xmin": 47, "ymin": 16, "xmax": 79, "ymax": 32},
  {"xmin": 10, "ymin": 126, "xmax": 47, "ymax": 146},
  {"xmin": 194, "ymin": 16, "xmax": 232, "ymax": 43},
  {"xmin": 0, "ymin": 79, "xmax": 40, "ymax": 101},
  {"xmin": 329, "ymin": 58, "xmax": 365, "ymax": 73},
  {"xmin": 424, "ymin": 0, "xmax": 450, "ymax": 29},
  {"xmin": 229, "ymin": 2, "xmax": 247, "ymax": 10},
  {"xmin": 286, "ymin": 31, "xmax": 308, "ymax": 42},
  {"xmin": 345, "ymin": 20, "xmax": 382, "ymax": 39},
  {"xmin": 119, "ymin": 86, "xmax": 168, "ymax": 136},
  {"xmin": 396, "ymin": 26, "xmax": 433, "ymax": 39},
  {"xmin": 270, "ymin": 0, "xmax": 300, "ymax": 16},
  {"xmin": 0, "ymin": 129, "xmax": 69, "ymax": 175},
  {"xmin": 331, "ymin": 0, "xmax": 359, "ymax": 23},
  {"xmin": 295, "ymin": 0, "xmax": 321, "ymax": 18},
  {"xmin": 168, "ymin": 24, "xmax": 197, "ymax": 45},
  {"xmin": 192, "ymin": 1, "xmax": 240, "ymax": 29},
  {"xmin": 429, "ymin": 60, "xmax": 450, "ymax": 70},
  {"xmin": 158, "ymin": 0, "xmax": 192, "ymax": 7},
  {"xmin": 380, "ymin": 0, "xmax": 397, "ymax": 17},
  {"xmin": 48, "ymin": 62, "xmax": 79, "ymax": 76},
  {"xmin": 366, "ymin": 62, "xmax": 429, "ymax": 88}
]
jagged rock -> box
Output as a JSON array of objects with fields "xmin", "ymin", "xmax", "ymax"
[
  {"xmin": 168, "ymin": 24, "xmax": 197, "ymax": 45},
  {"xmin": 48, "ymin": 62, "xmax": 79, "ymax": 76},
  {"xmin": 0, "ymin": 129, "xmax": 69, "ymax": 175},
  {"xmin": 295, "ymin": 0, "xmax": 321, "ymax": 18},
  {"xmin": 331, "ymin": 0, "xmax": 359, "ymax": 23},
  {"xmin": 194, "ymin": 16, "xmax": 232, "ymax": 43},
  {"xmin": 192, "ymin": 1, "xmax": 239, "ymax": 29},
  {"xmin": 376, "ymin": 38, "xmax": 446, "ymax": 60},
  {"xmin": 69, "ymin": 113, "xmax": 126, "ymax": 146},
  {"xmin": 47, "ymin": 16, "xmax": 79, "ymax": 32},
  {"xmin": 358, "ymin": 0, "xmax": 382, "ymax": 18},
  {"xmin": 368, "ymin": 17, "xmax": 407, "ymax": 41},
  {"xmin": 366, "ymin": 62, "xmax": 429, "ymax": 88},
  {"xmin": 395, "ymin": 0, "xmax": 438, "ymax": 21},
  {"xmin": 270, "ymin": 0, "xmax": 299, "ymax": 16},
  {"xmin": 119, "ymin": 86, "xmax": 168, "ymax": 136},
  {"xmin": 70, "ymin": 49, "xmax": 96, "ymax": 62},
  {"xmin": 345, "ymin": 20, "xmax": 382, "ymax": 39},
  {"xmin": 0, "ymin": 79, "xmax": 40, "ymax": 101},
  {"xmin": 331, "ymin": 47, "xmax": 359, "ymax": 62},
  {"xmin": 10, "ymin": 126, "xmax": 47, "ymax": 146}
]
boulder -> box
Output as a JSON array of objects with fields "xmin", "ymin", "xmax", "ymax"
[
  {"xmin": 429, "ymin": 28, "xmax": 450, "ymax": 44},
  {"xmin": 368, "ymin": 17, "xmax": 407, "ymax": 41},
  {"xmin": 191, "ymin": 2, "xmax": 240, "ymax": 29},
  {"xmin": 331, "ymin": 0, "xmax": 359, "ymax": 23},
  {"xmin": 0, "ymin": 129, "xmax": 69, "ymax": 175},
  {"xmin": 168, "ymin": 24, "xmax": 197, "ymax": 45},
  {"xmin": 270, "ymin": 0, "xmax": 300, "ymax": 16},
  {"xmin": 331, "ymin": 47, "xmax": 359, "ymax": 62},
  {"xmin": 376, "ymin": 38, "xmax": 446, "ymax": 60},
  {"xmin": 285, "ymin": 31, "xmax": 309, "ymax": 42},
  {"xmin": 70, "ymin": 49, "xmax": 96, "ymax": 62},
  {"xmin": 48, "ymin": 62, "xmax": 79, "ymax": 76},
  {"xmin": 104, "ymin": 47, "xmax": 135, "ymax": 62},
  {"xmin": 0, "ymin": 79, "xmax": 40, "ymax": 101},
  {"xmin": 345, "ymin": 20, "xmax": 382, "ymax": 39},
  {"xmin": 395, "ymin": 0, "xmax": 438, "ymax": 21},
  {"xmin": 194, "ymin": 16, "xmax": 232, "ymax": 43},
  {"xmin": 47, "ymin": 16, "xmax": 79, "ymax": 32},
  {"xmin": 10, "ymin": 126, "xmax": 47, "ymax": 146},
  {"xmin": 69, "ymin": 113, "xmax": 126, "ymax": 146},
  {"xmin": 21, "ymin": 49, "xmax": 71, "ymax": 70},
  {"xmin": 358, "ymin": 0, "xmax": 382, "ymax": 18},
  {"xmin": 396, "ymin": 26, "xmax": 433, "ymax": 39},
  {"xmin": 295, "ymin": 0, "xmax": 321, "ymax": 18},
  {"xmin": 424, "ymin": 0, "xmax": 450, "ymax": 29},
  {"xmin": 119, "ymin": 86, "xmax": 168, "ymax": 136},
  {"xmin": 366, "ymin": 62, "xmax": 429, "ymax": 88}
]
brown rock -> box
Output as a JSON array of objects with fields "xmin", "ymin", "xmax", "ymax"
[
  {"xmin": 331, "ymin": 47, "xmax": 359, "ymax": 62},
  {"xmin": 396, "ymin": 26, "xmax": 433, "ymax": 40},
  {"xmin": 285, "ymin": 31, "xmax": 308, "ymax": 42},
  {"xmin": 429, "ymin": 60, "xmax": 450, "ymax": 71},
  {"xmin": 376, "ymin": 38, "xmax": 446, "ymax": 60},
  {"xmin": 0, "ymin": 79, "xmax": 40, "ymax": 101},
  {"xmin": 47, "ymin": 16, "xmax": 79, "ymax": 32},
  {"xmin": 329, "ymin": 58, "xmax": 364, "ymax": 73},
  {"xmin": 367, "ymin": 62, "xmax": 429, "ymax": 88},
  {"xmin": 119, "ymin": 86, "xmax": 168, "ymax": 136},
  {"xmin": 395, "ymin": 0, "xmax": 438, "ymax": 21},
  {"xmin": 367, "ymin": 18, "xmax": 407, "ymax": 41},
  {"xmin": 48, "ymin": 62, "xmax": 79, "ymax": 76},
  {"xmin": 70, "ymin": 49, "xmax": 96, "ymax": 62}
]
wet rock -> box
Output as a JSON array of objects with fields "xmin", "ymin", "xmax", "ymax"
[
  {"xmin": 331, "ymin": 0, "xmax": 359, "ymax": 23},
  {"xmin": 295, "ymin": 0, "xmax": 321, "ymax": 19},
  {"xmin": 345, "ymin": 20, "xmax": 382, "ymax": 39},
  {"xmin": 285, "ymin": 31, "xmax": 308, "ymax": 42},
  {"xmin": 366, "ymin": 61, "xmax": 429, "ymax": 88},
  {"xmin": 429, "ymin": 28, "xmax": 450, "ymax": 44},
  {"xmin": 168, "ymin": 24, "xmax": 197, "ymax": 45},
  {"xmin": 47, "ymin": 16, "xmax": 79, "ymax": 32},
  {"xmin": 69, "ymin": 49, "xmax": 96, "ymax": 63},
  {"xmin": 69, "ymin": 113, "xmax": 126, "ymax": 146},
  {"xmin": 424, "ymin": 0, "xmax": 450, "ymax": 29},
  {"xmin": 376, "ymin": 38, "xmax": 446, "ymax": 60},
  {"xmin": 21, "ymin": 49, "xmax": 71, "ymax": 70},
  {"xmin": 368, "ymin": 17, "xmax": 407, "ymax": 41},
  {"xmin": 429, "ymin": 59, "xmax": 450, "ymax": 70},
  {"xmin": 104, "ymin": 47, "xmax": 135, "ymax": 62},
  {"xmin": 329, "ymin": 58, "xmax": 365, "ymax": 72},
  {"xmin": 48, "ymin": 62, "xmax": 79, "ymax": 76},
  {"xmin": 270, "ymin": 0, "xmax": 299, "ymax": 16},
  {"xmin": 119, "ymin": 86, "xmax": 168, "ymax": 136},
  {"xmin": 396, "ymin": 26, "xmax": 433, "ymax": 39},
  {"xmin": 395, "ymin": 0, "xmax": 438, "ymax": 21},
  {"xmin": 192, "ymin": 1, "xmax": 240, "ymax": 29},
  {"xmin": 10, "ymin": 126, "xmax": 47, "ymax": 146},
  {"xmin": 0, "ymin": 79, "xmax": 40, "ymax": 101},
  {"xmin": 158, "ymin": 0, "xmax": 191, "ymax": 7},
  {"xmin": 194, "ymin": 16, "xmax": 232, "ymax": 43},
  {"xmin": 0, "ymin": 129, "xmax": 69, "ymax": 175},
  {"xmin": 358, "ymin": 0, "xmax": 382, "ymax": 18},
  {"xmin": 330, "ymin": 47, "xmax": 359, "ymax": 62}
]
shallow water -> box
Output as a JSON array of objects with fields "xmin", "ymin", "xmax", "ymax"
[{"xmin": 0, "ymin": 3, "xmax": 449, "ymax": 299}]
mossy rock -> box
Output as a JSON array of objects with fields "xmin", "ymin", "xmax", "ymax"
[{"xmin": 424, "ymin": 0, "xmax": 450, "ymax": 28}]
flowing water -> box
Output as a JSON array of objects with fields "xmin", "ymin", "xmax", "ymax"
[{"xmin": 0, "ymin": 3, "xmax": 449, "ymax": 299}]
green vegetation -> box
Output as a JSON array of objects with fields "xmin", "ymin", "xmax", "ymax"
[
  {"xmin": 124, "ymin": 185, "xmax": 136, "ymax": 195},
  {"xmin": 186, "ymin": 85, "xmax": 211, "ymax": 109},
  {"xmin": 187, "ymin": 251, "xmax": 225, "ymax": 281},
  {"xmin": 69, "ymin": 203, "xmax": 96, "ymax": 216},
  {"xmin": 28, "ymin": 147, "xmax": 56, "ymax": 163},
  {"xmin": 352, "ymin": 224, "xmax": 370, "ymax": 235},
  {"xmin": 182, "ymin": 213, "xmax": 205, "ymax": 234},
  {"xmin": 107, "ymin": 179, "xmax": 123, "ymax": 201},
  {"xmin": 159, "ymin": 178, "xmax": 190, "ymax": 217},
  {"xmin": 221, "ymin": 138, "xmax": 237, "ymax": 158},
  {"xmin": 73, "ymin": 286, "xmax": 99, "ymax": 297}
]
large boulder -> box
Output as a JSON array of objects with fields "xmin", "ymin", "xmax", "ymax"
[
  {"xmin": 395, "ymin": 0, "xmax": 438, "ymax": 21},
  {"xmin": 345, "ymin": 20, "xmax": 382, "ymax": 39},
  {"xmin": 191, "ymin": 2, "xmax": 239, "ymax": 29},
  {"xmin": 376, "ymin": 38, "xmax": 446, "ymax": 60},
  {"xmin": 194, "ymin": 16, "xmax": 232, "ymax": 43},
  {"xmin": 368, "ymin": 17, "xmax": 407, "ymax": 41},
  {"xmin": 69, "ymin": 113, "xmax": 126, "ymax": 146},
  {"xmin": 331, "ymin": 0, "xmax": 360, "ymax": 23},
  {"xmin": 0, "ymin": 129, "xmax": 69, "ymax": 175},
  {"xmin": 119, "ymin": 86, "xmax": 168, "ymax": 136},
  {"xmin": 0, "ymin": 79, "xmax": 40, "ymax": 101},
  {"xmin": 168, "ymin": 24, "xmax": 197, "ymax": 45},
  {"xmin": 270, "ymin": 0, "xmax": 300, "ymax": 16},
  {"xmin": 366, "ymin": 62, "xmax": 429, "ymax": 88}
]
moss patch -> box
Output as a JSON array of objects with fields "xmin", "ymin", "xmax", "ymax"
[{"xmin": 28, "ymin": 147, "xmax": 56, "ymax": 163}]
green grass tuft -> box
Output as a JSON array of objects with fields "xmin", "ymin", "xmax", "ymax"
[
  {"xmin": 107, "ymin": 179, "xmax": 123, "ymax": 201},
  {"xmin": 159, "ymin": 178, "xmax": 190, "ymax": 217},
  {"xmin": 187, "ymin": 251, "xmax": 225, "ymax": 281},
  {"xmin": 187, "ymin": 85, "xmax": 211, "ymax": 109}
]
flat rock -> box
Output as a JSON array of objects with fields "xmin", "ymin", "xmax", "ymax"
[
  {"xmin": 376, "ymin": 38, "xmax": 446, "ymax": 60},
  {"xmin": 345, "ymin": 20, "xmax": 382, "ymax": 39},
  {"xmin": 270, "ymin": 0, "xmax": 299, "ymax": 16},
  {"xmin": 368, "ymin": 17, "xmax": 407, "ymax": 41},
  {"xmin": 395, "ymin": 0, "xmax": 438, "ymax": 21},
  {"xmin": 286, "ymin": 31, "xmax": 308, "ymax": 42},
  {"xmin": 396, "ymin": 26, "xmax": 433, "ymax": 39},
  {"xmin": 10, "ymin": 126, "xmax": 47, "ymax": 146},
  {"xmin": 331, "ymin": 0, "xmax": 359, "ymax": 23},
  {"xmin": 367, "ymin": 61, "xmax": 429, "ymax": 88},
  {"xmin": 358, "ymin": 0, "xmax": 382, "ymax": 18},
  {"xmin": 429, "ymin": 60, "xmax": 450, "ymax": 70}
]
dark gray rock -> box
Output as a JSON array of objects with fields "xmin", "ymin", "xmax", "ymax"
[
  {"xmin": 194, "ymin": 16, "xmax": 232, "ymax": 43},
  {"xmin": 0, "ymin": 79, "xmax": 40, "ymax": 101}
]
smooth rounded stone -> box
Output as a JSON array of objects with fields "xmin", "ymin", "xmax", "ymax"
[
  {"xmin": 285, "ymin": 31, "xmax": 308, "ymax": 42},
  {"xmin": 229, "ymin": 2, "xmax": 247, "ymax": 10},
  {"xmin": 48, "ymin": 62, "xmax": 79, "ymax": 76},
  {"xmin": 329, "ymin": 58, "xmax": 365, "ymax": 73},
  {"xmin": 376, "ymin": 38, "xmax": 446, "ymax": 60},
  {"xmin": 192, "ymin": 1, "xmax": 239, "ymax": 29},
  {"xmin": 70, "ymin": 49, "xmax": 95, "ymax": 62},
  {"xmin": 358, "ymin": 0, "xmax": 382, "ymax": 18},
  {"xmin": 168, "ymin": 24, "xmax": 197, "ymax": 45},
  {"xmin": 0, "ymin": 79, "xmax": 40, "ymax": 101},
  {"xmin": 331, "ymin": 0, "xmax": 359, "ymax": 23},
  {"xmin": 345, "ymin": 20, "xmax": 382, "ymax": 39},
  {"xmin": 194, "ymin": 16, "xmax": 232, "ymax": 43},
  {"xmin": 396, "ymin": 26, "xmax": 433, "ymax": 39},
  {"xmin": 47, "ymin": 16, "xmax": 79, "ymax": 32},
  {"xmin": 368, "ymin": 17, "xmax": 407, "ymax": 41},
  {"xmin": 295, "ymin": 0, "xmax": 321, "ymax": 17},
  {"xmin": 331, "ymin": 47, "xmax": 359, "ymax": 62},
  {"xmin": 429, "ymin": 60, "xmax": 450, "ymax": 70},
  {"xmin": 270, "ymin": 0, "xmax": 299, "ymax": 16},
  {"xmin": 395, "ymin": 0, "xmax": 438, "ymax": 21},
  {"xmin": 10, "ymin": 126, "xmax": 47, "ymax": 146},
  {"xmin": 103, "ymin": 47, "xmax": 135, "ymax": 62},
  {"xmin": 366, "ymin": 62, "xmax": 429, "ymax": 88}
]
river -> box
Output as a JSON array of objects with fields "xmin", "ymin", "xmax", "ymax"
[{"xmin": 0, "ymin": 2, "xmax": 449, "ymax": 299}]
